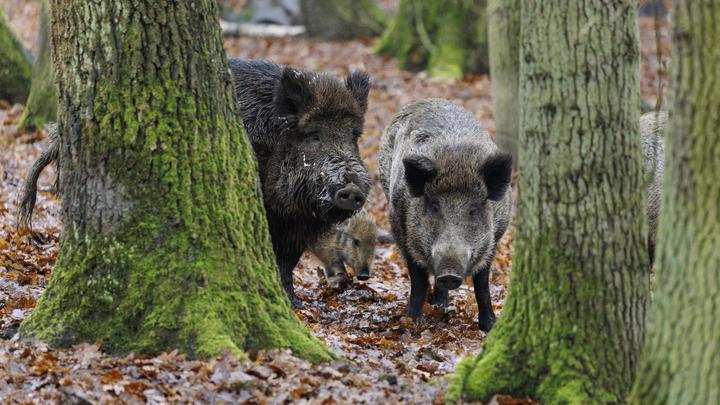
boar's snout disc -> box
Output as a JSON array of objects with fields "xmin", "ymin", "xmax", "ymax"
[
  {"xmin": 333, "ymin": 184, "xmax": 366, "ymax": 211},
  {"xmin": 436, "ymin": 274, "xmax": 463, "ymax": 290}
]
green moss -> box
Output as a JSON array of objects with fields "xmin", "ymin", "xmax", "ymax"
[
  {"xmin": 21, "ymin": 199, "xmax": 331, "ymax": 362},
  {"xmin": 0, "ymin": 9, "xmax": 31, "ymax": 103},
  {"xmin": 18, "ymin": 0, "xmax": 56, "ymax": 130},
  {"xmin": 449, "ymin": 234, "xmax": 643, "ymax": 404},
  {"xmin": 375, "ymin": 0, "xmax": 487, "ymax": 80},
  {"xmin": 304, "ymin": 0, "xmax": 387, "ymax": 40}
]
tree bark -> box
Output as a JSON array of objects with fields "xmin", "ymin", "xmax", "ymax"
[
  {"xmin": 0, "ymin": 9, "xmax": 31, "ymax": 104},
  {"xmin": 448, "ymin": 1, "xmax": 648, "ymax": 403},
  {"xmin": 375, "ymin": 0, "xmax": 488, "ymax": 80},
  {"xmin": 19, "ymin": 0, "xmax": 330, "ymax": 362},
  {"xmin": 302, "ymin": 0, "xmax": 387, "ymax": 40},
  {"xmin": 487, "ymin": 0, "xmax": 519, "ymax": 164},
  {"xmin": 17, "ymin": 0, "xmax": 57, "ymax": 130},
  {"xmin": 630, "ymin": 1, "xmax": 720, "ymax": 403}
]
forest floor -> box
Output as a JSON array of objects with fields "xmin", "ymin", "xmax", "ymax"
[{"xmin": 0, "ymin": 1, "xmax": 669, "ymax": 404}]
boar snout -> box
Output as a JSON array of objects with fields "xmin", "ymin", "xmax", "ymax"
[
  {"xmin": 432, "ymin": 243, "xmax": 471, "ymax": 290},
  {"xmin": 333, "ymin": 184, "xmax": 366, "ymax": 211},
  {"xmin": 356, "ymin": 267, "xmax": 371, "ymax": 281},
  {"xmin": 436, "ymin": 273, "xmax": 463, "ymax": 290}
]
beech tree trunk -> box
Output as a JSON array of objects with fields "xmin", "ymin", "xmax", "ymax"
[
  {"xmin": 302, "ymin": 0, "xmax": 387, "ymax": 40},
  {"xmin": 18, "ymin": 0, "xmax": 57, "ymax": 130},
  {"xmin": 0, "ymin": 9, "xmax": 31, "ymax": 104},
  {"xmin": 449, "ymin": 1, "xmax": 649, "ymax": 403},
  {"xmin": 630, "ymin": 1, "xmax": 720, "ymax": 403},
  {"xmin": 487, "ymin": 0, "xmax": 519, "ymax": 163},
  {"xmin": 19, "ymin": 0, "xmax": 330, "ymax": 362},
  {"xmin": 376, "ymin": 0, "xmax": 488, "ymax": 80}
]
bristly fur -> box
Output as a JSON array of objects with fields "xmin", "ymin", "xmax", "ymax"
[
  {"xmin": 640, "ymin": 111, "xmax": 666, "ymax": 263},
  {"xmin": 230, "ymin": 59, "xmax": 371, "ymax": 306},
  {"xmin": 18, "ymin": 123, "xmax": 59, "ymax": 232},
  {"xmin": 309, "ymin": 209, "xmax": 377, "ymax": 279},
  {"xmin": 378, "ymin": 99, "xmax": 513, "ymax": 332}
]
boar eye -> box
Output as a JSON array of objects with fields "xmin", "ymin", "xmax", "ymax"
[
  {"xmin": 352, "ymin": 129, "xmax": 362, "ymax": 138},
  {"xmin": 425, "ymin": 198, "xmax": 441, "ymax": 215},
  {"xmin": 305, "ymin": 131, "xmax": 320, "ymax": 143},
  {"xmin": 469, "ymin": 202, "xmax": 485, "ymax": 218},
  {"xmin": 352, "ymin": 238, "xmax": 360, "ymax": 247}
]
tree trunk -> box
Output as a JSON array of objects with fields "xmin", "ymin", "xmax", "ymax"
[
  {"xmin": 375, "ymin": 0, "xmax": 488, "ymax": 80},
  {"xmin": 630, "ymin": 1, "xmax": 720, "ymax": 403},
  {"xmin": 0, "ymin": 9, "xmax": 31, "ymax": 104},
  {"xmin": 487, "ymin": 0, "xmax": 519, "ymax": 164},
  {"xmin": 302, "ymin": 0, "xmax": 387, "ymax": 40},
  {"xmin": 19, "ymin": 0, "xmax": 330, "ymax": 362},
  {"xmin": 448, "ymin": 1, "xmax": 648, "ymax": 403},
  {"xmin": 17, "ymin": 0, "xmax": 57, "ymax": 130}
]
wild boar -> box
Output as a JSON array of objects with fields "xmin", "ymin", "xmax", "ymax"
[
  {"xmin": 230, "ymin": 59, "xmax": 371, "ymax": 307},
  {"xmin": 308, "ymin": 209, "xmax": 377, "ymax": 281},
  {"xmin": 379, "ymin": 99, "xmax": 513, "ymax": 331}
]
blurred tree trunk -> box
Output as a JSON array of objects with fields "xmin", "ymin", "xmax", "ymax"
[
  {"xmin": 0, "ymin": 9, "xmax": 31, "ymax": 103},
  {"xmin": 376, "ymin": 0, "xmax": 488, "ymax": 80},
  {"xmin": 18, "ymin": 0, "xmax": 57, "ymax": 130},
  {"xmin": 487, "ymin": 0, "xmax": 519, "ymax": 164},
  {"xmin": 302, "ymin": 0, "xmax": 387, "ymax": 39},
  {"xmin": 630, "ymin": 1, "xmax": 720, "ymax": 403},
  {"xmin": 448, "ymin": 1, "xmax": 648, "ymax": 403},
  {"xmin": 19, "ymin": 0, "xmax": 330, "ymax": 362}
]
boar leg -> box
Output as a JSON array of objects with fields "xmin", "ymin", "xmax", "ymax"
[
  {"xmin": 326, "ymin": 259, "xmax": 348, "ymax": 278},
  {"xmin": 275, "ymin": 248, "xmax": 304, "ymax": 309},
  {"xmin": 429, "ymin": 284, "xmax": 449, "ymax": 307},
  {"xmin": 406, "ymin": 261, "xmax": 429, "ymax": 321},
  {"xmin": 472, "ymin": 267, "xmax": 496, "ymax": 332}
]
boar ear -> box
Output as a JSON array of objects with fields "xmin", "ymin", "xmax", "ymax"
[
  {"xmin": 403, "ymin": 155, "xmax": 437, "ymax": 197},
  {"xmin": 346, "ymin": 70, "xmax": 370, "ymax": 113},
  {"xmin": 274, "ymin": 67, "xmax": 314, "ymax": 118},
  {"xmin": 481, "ymin": 151, "xmax": 513, "ymax": 201}
]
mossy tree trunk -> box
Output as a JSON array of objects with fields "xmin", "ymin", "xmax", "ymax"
[
  {"xmin": 630, "ymin": 1, "xmax": 720, "ymax": 403},
  {"xmin": 375, "ymin": 0, "xmax": 487, "ymax": 80},
  {"xmin": 488, "ymin": 0, "xmax": 519, "ymax": 164},
  {"xmin": 17, "ymin": 0, "xmax": 57, "ymax": 130},
  {"xmin": 449, "ymin": 1, "xmax": 648, "ymax": 403},
  {"xmin": 301, "ymin": 0, "xmax": 387, "ymax": 40},
  {"xmin": 0, "ymin": 9, "xmax": 31, "ymax": 104},
  {"xmin": 19, "ymin": 0, "xmax": 330, "ymax": 362}
]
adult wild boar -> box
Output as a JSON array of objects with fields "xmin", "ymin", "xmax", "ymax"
[
  {"xmin": 379, "ymin": 99, "xmax": 513, "ymax": 332},
  {"xmin": 230, "ymin": 59, "xmax": 371, "ymax": 308}
]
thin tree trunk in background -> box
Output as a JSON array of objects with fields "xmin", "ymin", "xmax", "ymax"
[
  {"xmin": 449, "ymin": 1, "xmax": 648, "ymax": 402},
  {"xmin": 19, "ymin": 0, "xmax": 330, "ymax": 362},
  {"xmin": 487, "ymin": 0, "xmax": 519, "ymax": 164},
  {"xmin": 630, "ymin": 1, "xmax": 720, "ymax": 402},
  {"xmin": 302, "ymin": 0, "xmax": 387, "ymax": 40},
  {"xmin": 0, "ymin": 9, "xmax": 31, "ymax": 104},
  {"xmin": 376, "ymin": 0, "xmax": 488, "ymax": 80},
  {"xmin": 18, "ymin": 0, "xmax": 57, "ymax": 130}
]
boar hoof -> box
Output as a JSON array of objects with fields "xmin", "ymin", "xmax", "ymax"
[
  {"xmin": 478, "ymin": 312, "xmax": 496, "ymax": 332},
  {"xmin": 406, "ymin": 305, "xmax": 423, "ymax": 322},
  {"xmin": 356, "ymin": 273, "xmax": 370, "ymax": 281}
]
